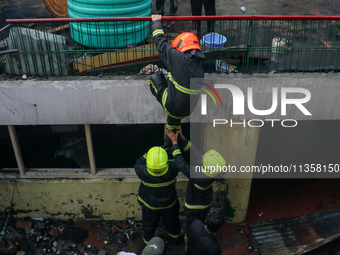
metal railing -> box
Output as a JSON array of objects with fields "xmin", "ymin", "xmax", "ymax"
[{"xmin": 1, "ymin": 16, "xmax": 340, "ymax": 76}]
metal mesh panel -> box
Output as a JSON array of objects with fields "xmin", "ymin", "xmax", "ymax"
[{"xmin": 1, "ymin": 17, "xmax": 340, "ymax": 76}]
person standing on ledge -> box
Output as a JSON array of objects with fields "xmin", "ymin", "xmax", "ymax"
[
  {"xmin": 150, "ymin": 15, "xmax": 205, "ymax": 149},
  {"xmin": 156, "ymin": 0, "xmax": 177, "ymax": 27},
  {"xmin": 190, "ymin": 0, "xmax": 216, "ymax": 36}
]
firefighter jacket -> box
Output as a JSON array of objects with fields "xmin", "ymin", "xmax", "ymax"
[
  {"xmin": 171, "ymin": 139, "xmax": 215, "ymax": 213},
  {"xmin": 151, "ymin": 21, "xmax": 205, "ymax": 120},
  {"xmin": 134, "ymin": 153, "xmax": 180, "ymax": 210}
]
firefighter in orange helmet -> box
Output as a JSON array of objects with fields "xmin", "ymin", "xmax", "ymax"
[{"xmin": 150, "ymin": 15, "xmax": 205, "ymax": 149}]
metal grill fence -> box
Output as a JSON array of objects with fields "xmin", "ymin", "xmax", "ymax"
[{"xmin": 1, "ymin": 16, "xmax": 340, "ymax": 76}]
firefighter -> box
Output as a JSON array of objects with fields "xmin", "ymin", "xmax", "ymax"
[
  {"xmin": 150, "ymin": 14, "xmax": 205, "ymax": 148},
  {"xmin": 134, "ymin": 146, "xmax": 182, "ymax": 245},
  {"xmin": 165, "ymin": 128, "xmax": 226, "ymax": 229}
]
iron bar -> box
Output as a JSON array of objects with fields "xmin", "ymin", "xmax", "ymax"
[
  {"xmin": 0, "ymin": 49, "xmax": 18, "ymax": 55},
  {"xmin": 7, "ymin": 16, "xmax": 340, "ymax": 23}
]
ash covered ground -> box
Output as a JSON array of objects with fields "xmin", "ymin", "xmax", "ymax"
[{"xmin": 0, "ymin": 217, "xmax": 187, "ymax": 255}]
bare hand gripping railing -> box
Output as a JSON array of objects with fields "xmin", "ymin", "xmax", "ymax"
[{"xmin": 2, "ymin": 15, "xmax": 340, "ymax": 76}]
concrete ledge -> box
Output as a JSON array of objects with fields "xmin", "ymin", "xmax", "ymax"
[
  {"xmin": 0, "ymin": 76, "xmax": 166, "ymax": 125},
  {"xmin": 1, "ymin": 73, "xmax": 340, "ymax": 125},
  {"xmin": 0, "ymin": 178, "xmax": 226, "ymax": 220},
  {"xmin": 0, "ymin": 168, "xmax": 189, "ymax": 180}
]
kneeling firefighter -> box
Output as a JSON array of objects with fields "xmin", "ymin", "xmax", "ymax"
[
  {"xmin": 134, "ymin": 146, "xmax": 182, "ymax": 245},
  {"xmin": 150, "ymin": 14, "xmax": 205, "ymax": 148}
]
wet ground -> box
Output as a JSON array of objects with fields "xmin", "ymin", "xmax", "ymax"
[
  {"xmin": 0, "ymin": 217, "xmax": 186, "ymax": 255},
  {"xmin": 0, "ymin": 0, "xmax": 52, "ymax": 29},
  {"xmin": 220, "ymin": 178, "xmax": 340, "ymax": 255},
  {"xmin": 174, "ymin": 0, "xmax": 340, "ymax": 16}
]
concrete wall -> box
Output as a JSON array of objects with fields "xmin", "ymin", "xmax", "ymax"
[
  {"xmin": 0, "ymin": 179, "xmax": 226, "ymax": 220},
  {"xmin": 1, "ymin": 73, "xmax": 340, "ymax": 125},
  {"xmin": 1, "ymin": 73, "xmax": 339, "ymax": 221},
  {"xmin": 0, "ymin": 76, "xmax": 166, "ymax": 125},
  {"xmin": 193, "ymin": 73, "xmax": 340, "ymax": 121}
]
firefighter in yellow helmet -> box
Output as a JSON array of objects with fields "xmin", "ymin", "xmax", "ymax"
[
  {"xmin": 134, "ymin": 146, "xmax": 182, "ymax": 245},
  {"xmin": 165, "ymin": 129, "xmax": 226, "ymax": 230},
  {"xmin": 149, "ymin": 14, "xmax": 205, "ymax": 149}
]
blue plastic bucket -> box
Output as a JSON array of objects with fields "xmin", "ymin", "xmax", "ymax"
[{"xmin": 203, "ymin": 33, "xmax": 227, "ymax": 47}]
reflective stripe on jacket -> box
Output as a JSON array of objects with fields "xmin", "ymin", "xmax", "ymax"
[
  {"xmin": 151, "ymin": 21, "xmax": 204, "ymax": 117},
  {"xmin": 134, "ymin": 155, "xmax": 180, "ymax": 210},
  {"xmin": 171, "ymin": 140, "xmax": 216, "ymax": 212}
]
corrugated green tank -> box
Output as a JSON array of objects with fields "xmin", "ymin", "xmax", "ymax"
[{"xmin": 67, "ymin": 0, "xmax": 151, "ymax": 48}]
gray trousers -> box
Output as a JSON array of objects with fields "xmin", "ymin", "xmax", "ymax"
[{"xmin": 156, "ymin": 0, "xmax": 178, "ymax": 16}]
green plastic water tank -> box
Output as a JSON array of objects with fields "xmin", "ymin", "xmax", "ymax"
[{"xmin": 67, "ymin": 0, "xmax": 151, "ymax": 48}]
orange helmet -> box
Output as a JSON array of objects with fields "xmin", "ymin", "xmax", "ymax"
[{"xmin": 171, "ymin": 32, "xmax": 201, "ymax": 52}]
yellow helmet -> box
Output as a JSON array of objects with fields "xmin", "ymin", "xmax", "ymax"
[
  {"xmin": 203, "ymin": 150, "xmax": 226, "ymax": 177},
  {"xmin": 146, "ymin": 147, "xmax": 169, "ymax": 176}
]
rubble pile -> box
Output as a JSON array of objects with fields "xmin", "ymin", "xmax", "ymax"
[
  {"xmin": 0, "ymin": 218, "xmax": 144, "ymax": 255},
  {"xmin": 0, "ymin": 218, "xmax": 186, "ymax": 255}
]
